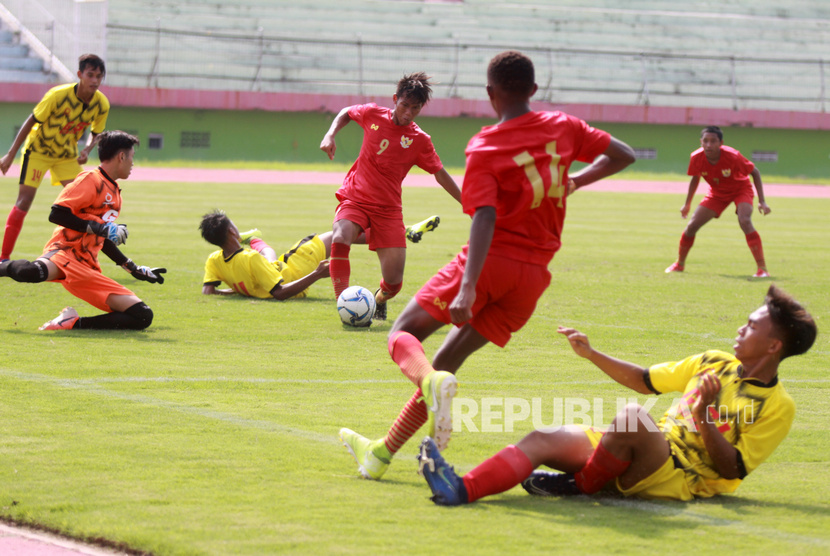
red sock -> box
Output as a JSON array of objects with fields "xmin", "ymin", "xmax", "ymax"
[
  {"xmin": 377, "ymin": 279, "xmax": 402, "ymax": 303},
  {"xmin": 389, "ymin": 331, "xmax": 434, "ymax": 387},
  {"xmin": 574, "ymin": 441, "xmax": 631, "ymax": 494},
  {"xmin": 677, "ymin": 232, "xmax": 695, "ymax": 265},
  {"xmin": 745, "ymin": 231, "xmax": 766, "ymax": 269},
  {"xmin": 330, "ymin": 242, "xmax": 351, "ymax": 298},
  {"xmin": 2, "ymin": 206, "xmax": 27, "ymax": 260},
  {"xmin": 382, "ymin": 388, "xmax": 428, "ymax": 455},
  {"xmin": 249, "ymin": 237, "xmax": 271, "ymax": 253},
  {"xmin": 462, "ymin": 445, "xmax": 534, "ymax": 503}
]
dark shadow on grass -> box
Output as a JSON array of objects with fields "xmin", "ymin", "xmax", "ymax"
[{"xmin": 3, "ymin": 328, "xmax": 176, "ymax": 342}]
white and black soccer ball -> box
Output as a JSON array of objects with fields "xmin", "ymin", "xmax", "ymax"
[{"xmin": 337, "ymin": 286, "xmax": 376, "ymax": 327}]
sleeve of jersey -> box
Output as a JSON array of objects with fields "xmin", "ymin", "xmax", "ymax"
[
  {"xmin": 735, "ymin": 396, "xmax": 795, "ymax": 476},
  {"xmin": 687, "ymin": 153, "xmax": 700, "ymax": 176},
  {"xmin": 347, "ymin": 103, "xmax": 371, "ymax": 127},
  {"xmin": 415, "ymin": 136, "xmax": 443, "ymax": 175},
  {"xmin": 736, "ymin": 152, "xmax": 755, "ymax": 175},
  {"xmin": 573, "ymin": 118, "xmax": 611, "ymax": 163},
  {"xmin": 203, "ymin": 255, "xmax": 223, "ymax": 285},
  {"xmin": 249, "ymin": 252, "xmax": 284, "ymax": 292},
  {"xmin": 32, "ymin": 89, "xmax": 58, "ymax": 123},
  {"xmin": 53, "ymin": 174, "xmax": 98, "ymax": 217},
  {"xmin": 460, "ymin": 151, "xmax": 499, "ymax": 217},
  {"xmin": 91, "ymin": 93, "xmax": 110, "ymax": 134},
  {"xmin": 647, "ymin": 353, "xmax": 707, "ymax": 394}
]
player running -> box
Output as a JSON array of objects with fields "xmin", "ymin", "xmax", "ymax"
[
  {"xmin": 0, "ymin": 131, "xmax": 164, "ymax": 331},
  {"xmin": 666, "ymin": 126, "xmax": 771, "ymax": 278},
  {"xmin": 1, "ymin": 54, "xmax": 109, "ymax": 262},
  {"xmin": 320, "ymin": 72, "xmax": 461, "ymax": 321},
  {"xmin": 339, "ymin": 51, "xmax": 636, "ymax": 480},
  {"xmin": 418, "ymin": 285, "xmax": 816, "ymax": 505}
]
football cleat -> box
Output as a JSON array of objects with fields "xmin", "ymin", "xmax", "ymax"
[
  {"xmin": 39, "ymin": 307, "xmax": 79, "ymax": 331},
  {"xmin": 373, "ymin": 288, "xmax": 387, "ymax": 321},
  {"xmin": 665, "ymin": 261, "xmax": 684, "ymax": 273},
  {"xmin": 406, "ymin": 215, "xmax": 440, "ymax": 244},
  {"xmin": 238, "ymin": 228, "xmax": 262, "ymax": 245},
  {"xmin": 339, "ymin": 428, "xmax": 390, "ymax": 480},
  {"xmin": 753, "ymin": 268, "xmax": 770, "ymax": 278},
  {"xmin": 418, "ymin": 437, "xmax": 468, "ymax": 506},
  {"xmin": 421, "ymin": 370, "xmax": 458, "ymax": 451},
  {"xmin": 521, "ymin": 470, "xmax": 581, "ymax": 497}
]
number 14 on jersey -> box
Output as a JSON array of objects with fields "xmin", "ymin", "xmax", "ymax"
[{"xmin": 513, "ymin": 141, "xmax": 566, "ymax": 208}]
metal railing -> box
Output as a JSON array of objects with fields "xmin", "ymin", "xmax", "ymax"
[{"xmin": 102, "ymin": 24, "xmax": 827, "ymax": 113}]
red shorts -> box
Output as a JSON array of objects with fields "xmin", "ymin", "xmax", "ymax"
[
  {"xmin": 44, "ymin": 250, "xmax": 134, "ymax": 312},
  {"xmin": 700, "ymin": 186, "xmax": 754, "ymax": 217},
  {"xmin": 415, "ymin": 251, "xmax": 551, "ymax": 347},
  {"xmin": 334, "ymin": 198, "xmax": 405, "ymax": 251}
]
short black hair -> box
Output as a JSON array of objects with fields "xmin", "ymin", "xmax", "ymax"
[
  {"xmin": 97, "ymin": 131, "xmax": 138, "ymax": 162},
  {"xmin": 487, "ymin": 51, "xmax": 535, "ymax": 96},
  {"xmin": 701, "ymin": 126, "xmax": 723, "ymax": 141},
  {"xmin": 200, "ymin": 209, "xmax": 232, "ymax": 247},
  {"xmin": 765, "ymin": 284, "xmax": 817, "ymax": 360},
  {"xmin": 79, "ymin": 53, "xmax": 106, "ymax": 76},
  {"xmin": 396, "ymin": 72, "xmax": 433, "ymax": 105}
]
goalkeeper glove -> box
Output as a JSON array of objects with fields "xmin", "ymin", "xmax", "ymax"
[
  {"xmin": 88, "ymin": 221, "xmax": 128, "ymax": 245},
  {"xmin": 121, "ymin": 259, "xmax": 166, "ymax": 284}
]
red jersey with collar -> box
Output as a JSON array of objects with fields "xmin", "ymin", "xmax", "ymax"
[
  {"xmin": 462, "ymin": 111, "xmax": 610, "ymax": 266},
  {"xmin": 687, "ymin": 145, "xmax": 755, "ymax": 196},
  {"xmin": 43, "ymin": 167, "xmax": 121, "ymax": 272},
  {"xmin": 336, "ymin": 103, "xmax": 443, "ymax": 209}
]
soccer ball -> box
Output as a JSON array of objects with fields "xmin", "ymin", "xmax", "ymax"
[{"xmin": 337, "ymin": 286, "xmax": 376, "ymax": 327}]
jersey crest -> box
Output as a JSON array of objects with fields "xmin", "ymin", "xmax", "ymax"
[{"xmin": 400, "ymin": 135, "xmax": 413, "ymax": 149}]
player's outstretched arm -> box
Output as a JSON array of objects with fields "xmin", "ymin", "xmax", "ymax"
[
  {"xmin": 202, "ymin": 283, "xmax": 235, "ymax": 295},
  {"xmin": 569, "ymin": 137, "xmax": 636, "ymax": 191},
  {"xmin": 448, "ymin": 206, "xmax": 495, "ymax": 324},
  {"xmin": 433, "ymin": 168, "xmax": 462, "ymax": 204},
  {"xmin": 0, "ymin": 114, "xmax": 36, "ymax": 175},
  {"xmin": 680, "ymin": 176, "xmax": 701, "ymax": 218},
  {"xmin": 121, "ymin": 259, "xmax": 166, "ymax": 284},
  {"xmin": 50, "ymin": 204, "xmax": 128, "ymax": 245},
  {"xmin": 271, "ymin": 259, "xmax": 330, "ymax": 301},
  {"xmin": 320, "ymin": 107, "xmax": 353, "ymax": 160},
  {"xmin": 751, "ymin": 168, "xmax": 771, "ymax": 215},
  {"xmin": 557, "ymin": 326, "xmax": 652, "ymax": 394}
]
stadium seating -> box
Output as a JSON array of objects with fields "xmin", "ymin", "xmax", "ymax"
[{"xmin": 0, "ymin": 22, "xmax": 57, "ymax": 83}]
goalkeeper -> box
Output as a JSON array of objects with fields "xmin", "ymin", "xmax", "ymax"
[{"xmin": 0, "ymin": 131, "xmax": 164, "ymax": 330}]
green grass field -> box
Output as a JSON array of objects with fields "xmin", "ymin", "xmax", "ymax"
[{"xmin": 1, "ymin": 176, "xmax": 828, "ymax": 555}]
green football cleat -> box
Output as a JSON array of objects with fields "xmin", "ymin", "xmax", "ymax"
[
  {"xmin": 239, "ymin": 228, "xmax": 262, "ymax": 245},
  {"xmin": 420, "ymin": 370, "xmax": 458, "ymax": 451},
  {"xmin": 405, "ymin": 215, "xmax": 440, "ymax": 244},
  {"xmin": 339, "ymin": 428, "xmax": 390, "ymax": 480}
]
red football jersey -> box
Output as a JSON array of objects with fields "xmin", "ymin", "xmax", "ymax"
[
  {"xmin": 462, "ymin": 111, "xmax": 611, "ymax": 265},
  {"xmin": 336, "ymin": 103, "xmax": 443, "ymax": 209},
  {"xmin": 43, "ymin": 167, "xmax": 122, "ymax": 271},
  {"xmin": 687, "ymin": 145, "xmax": 755, "ymax": 195}
]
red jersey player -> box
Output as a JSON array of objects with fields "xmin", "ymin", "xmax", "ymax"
[
  {"xmin": 339, "ymin": 51, "xmax": 635, "ymax": 480},
  {"xmin": 320, "ymin": 72, "xmax": 461, "ymax": 321},
  {"xmin": 666, "ymin": 126, "xmax": 771, "ymax": 277}
]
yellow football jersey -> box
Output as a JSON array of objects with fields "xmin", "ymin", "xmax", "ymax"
[
  {"xmin": 648, "ymin": 350, "xmax": 795, "ymax": 497},
  {"xmin": 25, "ymin": 83, "xmax": 110, "ymax": 159}
]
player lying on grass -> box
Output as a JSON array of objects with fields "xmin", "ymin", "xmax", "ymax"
[
  {"xmin": 339, "ymin": 50, "xmax": 635, "ymax": 481},
  {"xmin": 320, "ymin": 71, "xmax": 461, "ymax": 321},
  {"xmin": 0, "ymin": 131, "xmax": 164, "ymax": 331},
  {"xmin": 199, "ymin": 210, "xmax": 443, "ymax": 301},
  {"xmin": 418, "ymin": 284, "xmax": 816, "ymax": 505}
]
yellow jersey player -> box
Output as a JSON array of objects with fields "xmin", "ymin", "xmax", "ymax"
[
  {"xmin": 199, "ymin": 210, "xmax": 341, "ymax": 301},
  {"xmin": 1, "ymin": 54, "xmax": 110, "ymax": 261},
  {"xmin": 416, "ymin": 285, "xmax": 816, "ymax": 505}
]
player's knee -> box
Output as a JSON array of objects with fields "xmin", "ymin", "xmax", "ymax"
[
  {"xmin": 125, "ymin": 302, "xmax": 154, "ymax": 330},
  {"xmin": 6, "ymin": 260, "xmax": 48, "ymax": 283}
]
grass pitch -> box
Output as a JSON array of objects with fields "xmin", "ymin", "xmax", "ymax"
[{"xmin": 0, "ymin": 177, "xmax": 828, "ymax": 555}]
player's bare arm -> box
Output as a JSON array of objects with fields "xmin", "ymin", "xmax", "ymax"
[
  {"xmin": 77, "ymin": 132, "xmax": 101, "ymax": 165},
  {"xmin": 0, "ymin": 114, "xmax": 37, "ymax": 175},
  {"xmin": 433, "ymin": 167, "xmax": 462, "ymax": 204},
  {"xmin": 751, "ymin": 168, "xmax": 771, "ymax": 215},
  {"xmin": 569, "ymin": 137, "xmax": 635, "ymax": 191},
  {"xmin": 320, "ymin": 107, "xmax": 354, "ymax": 160},
  {"xmin": 202, "ymin": 284, "xmax": 235, "ymax": 296},
  {"xmin": 557, "ymin": 326, "xmax": 652, "ymax": 394},
  {"xmin": 692, "ymin": 372, "xmax": 742, "ymax": 479},
  {"xmin": 271, "ymin": 259, "xmax": 330, "ymax": 301},
  {"xmin": 448, "ymin": 206, "xmax": 495, "ymax": 324},
  {"xmin": 681, "ymin": 175, "xmax": 701, "ymax": 218}
]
